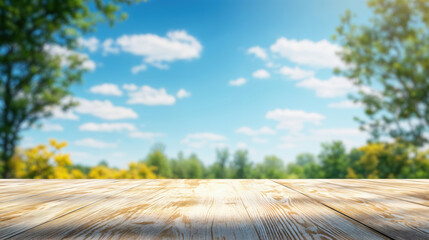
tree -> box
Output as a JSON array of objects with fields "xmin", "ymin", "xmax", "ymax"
[
  {"xmin": 213, "ymin": 148, "xmax": 229, "ymax": 178},
  {"xmin": 346, "ymin": 141, "xmax": 429, "ymax": 179},
  {"xmin": 11, "ymin": 139, "xmax": 80, "ymax": 179},
  {"xmin": 295, "ymin": 153, "xmax": 323, "ymax": 178},
  {"xmin": 334, "ymin": 0, "xmax": 429, "ymax": 146},
  {"xmin": 231, "ymin": 150, "xmax": 252, "ymax": 179},
  {"xmin": 0, "ymin": 0, "xmax": 141, "ymax": 178},
  {"xmin": 143, "ymin": 144, "xmax": 172, "ymax": 178},
  {"xmin": 185, "ymin": 154, "xmax": 205, "ymax": 179},
  {"xmin": 253, "ymin": 155, "xmax": 286, "ymax": 179},
  {"xmin": 319, "ymin": 141, "xmax": 349, "ymax": 178}
]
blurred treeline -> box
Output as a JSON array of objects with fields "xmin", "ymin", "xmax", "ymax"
[{"xmin": 11, "ymin": 139, "xmax": 429, "ymax": 179}]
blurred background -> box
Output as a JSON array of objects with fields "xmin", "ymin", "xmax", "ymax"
[{"xmin": 1, "ymin": 0, "xmax": 428, "ymax": 179}]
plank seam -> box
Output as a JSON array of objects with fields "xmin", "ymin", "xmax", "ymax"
[
  {"xmin": 6, "ymin": 180, "xmax": 154, "ymax": 240},
  {"xmin": 233, "ymin": 181, "xmax": 263, "ymax": 240},
  {"xmin": 318, "ymin": 180, "xmax": 429, "ymax": 208},
  {"xmin": 271, "ymin": 180, "xmax": 395, "ymax": 240}
]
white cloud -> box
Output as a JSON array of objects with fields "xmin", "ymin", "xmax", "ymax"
[
  {"xmin": 279, "ymin": 66, "xmax": 314, "ymax": 80},
  {"xmin": 266, "ymin": 108, "xmax": 325, "ymax": 131},
  {"xmin": 210, "ymin": 142, "xmax": 229, "ymax": 149},
  {"xmin": 297, "ymin": 76, "xmax": 354, "ymax": 98},
  {"xmin": 127, "ymin": 86, "xmax": 176, "ymax": 106},
  {"xmin": 131, "ymin": 63, "xmax": 147, "ymax": 74},
  {"xmin": 270, "ymin": 38, "xmax": 343, "ymax": 68},
  {"xmin": 252, "ymin": 137, "xmax": 268, "ymax": 143},
  {"xmin": 78, "ymin": 37, "xmax": 99, "ymax": 52},
  {"xmin": 102, "ymin": 38, "xmax": 120, "ymax": 55},
  {"xmin": 176, "ymin": 88, "xmax": 191, "ymax": 99},
  {"xmin": 75, "ymin": 98, "xmax": 138, "ymax": 120},
  {"xmin": 328, "ymin": 100, "xmax": 363, "ymax": 109},
  {"xmin": 237, "ymin": 142, "xmax": 248, "ymax": 149},
  {"xmin": 229, "ymin": 77, "xmax": 247, "ymax": 86},
  {"xmin": 75, "ymin": 138, "xmax": 116, "ymax": 148},
  {"xmin": 278, "ymin": 128, "xmax": 367, "ymax": 149},
  {"xmin": 116, "ymin": 30, "xmax": 202, "ymax": 68},
  {"xmin": 90, "ymin": 83, "xmax": 122, "ymax": 96},
  {"xmin": 252, "ymin": 69, "xmax": 270, "ymax": 79},
  {"xmin": 122, "ymin": 84, "xmax": 138, "ymax": 91},
  {"xmin": 79, "ymin": 122, "xmax": 136, "ymax": 132},
  {"xmin": 181, "ymin": 132, "xmax": 226, "ymax": 148},
  {"xmin": 44, "ymin": 44, "xmax": 96, "ymax": 71},
  {"xmin": 129, "ymin": 131, "xmax": 164, "ymax": 140},
  {"xmin": 51, "ymin": 108, "xmax": 79, "ymax": 120},
  {"xmin": 247, "ymin": 46, "xmax": 267, "ymax": 60},
  {"xmin": 236, "ymin": 126, "xmax": 276, "ymax": 136},
  {"xmin": 41, "ymin": 123, "xmax": 63, "ymax": 132}
]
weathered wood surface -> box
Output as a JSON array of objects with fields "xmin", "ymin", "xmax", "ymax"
[{"xmin": 0, "ymin": 179, "xmax": 427, "ymax": 239}]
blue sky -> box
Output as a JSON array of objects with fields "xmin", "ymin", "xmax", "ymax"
[{"xmin": 23, "ymin": 0, "xmax": 374, "ymax": 167}]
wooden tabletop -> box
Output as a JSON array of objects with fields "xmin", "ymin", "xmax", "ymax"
[{"xmin": 0, "ymin": 179, "xmax": 428, "ymax": 239}]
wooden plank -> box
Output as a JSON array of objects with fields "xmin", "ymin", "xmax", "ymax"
[
  {"xmin": 319, "ymin": 179, "xmax": 429, "ymax": 207},
  {"xmin": 0, "ymin": 180, "xmax": 146, "ymax": 239},
  {"xmin": 0, "ymin": 179, "xmax": 107, "ymax": 203},
  {"xmin": 13, "ymin": 180, "xmax": 260, "ymax": 239},
  {"xmin": 233, "ymin": 180, "xmax": 387, "ymax": 240},
  {"xmin": 363, "ymin": 179, "xmax": 429, "ymax": 190},
  {"xmin": 276, "ymin": 180, "xmax": 429, "ymax": 240}
]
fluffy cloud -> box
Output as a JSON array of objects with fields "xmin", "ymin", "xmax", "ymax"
[
  {"xmin": 102, "ymin": 38, "xmax": 120, "ymax": 55},
  {"xmin": 129, "ymin": 131, "xmax": 164, "ymax": 140},
  {"xmin": 75, "ymin": 98, "xmax": 138, "ymax": 120},
  {"xmin": 266, "ymin": 108, "xmax": 325, "ymax": 131},
  {"xmin": 44, "ymin": 44, "xmax": 96, "ymax": 71},
  {"xmin": 229, "ymin": 77, "xmax": 247, "ymax": 86},
  {"xmin": 278, "ymin": 128, "xmax": 367, "ymax": 149},
  {"xmin": 297, "ymin": 76, "xmax": 354, "ymax": 98},
  {"xmin": 181, "ymin": 132, "xmax": 226, "ymax": 148},
  {"xmin": 279, "ymin": 66, "xmax": 314, "ymax": 80},
  {"xmin": 75, "ymin": 138, "xmax": 116, "ymax": 148},
  {"xmin": 252, "ymin": 137, "xmax": 268, "ymax": 143},
  {"xmin": 270, "ymin": 38, "xmax": 343, "ymax": 68},
  {"xmin": 78, "ymin": 37, "xmax": 99, "ymax": 52},
  {"xmin": 127, "ymin": 86, "xmax": 176, "ymax": 105},
  {"xmin": 51, "ymin": 108, "xmax": 79, "ymax": 120},
  {"xmin": 79, "ymin": 123, "xmax": 136, "ymax": 132},
  {"xmin": 236, "ymin": 126, "xmax": 276, "ymax": 136},
  {"xmin": 247, "ymin": 46, "xmax": 267, "ymax": 60},
  {"xmin": 122, "ymin": 84, "xmax": 138, "ymax": 91},
  {"xmin": 252, "ymin": 69, "xmax": 270, "ymax": 79},
  {"xmin": 328, "ymin": 100, "xmax": 363, "ymax": 109},
  {"xmin": 177, "ymin": 88, "xmax": 191, "ymax": 99},
  {"xmin": 131, "ymin": 63, "xmax": 147, "ymax": 74},
  {"xmin": 116, "ymin": 30, "xmax": 202, "ymax": 69},
  {"xmin": 41, "ymin": 123, "xmax": 63, "ymax": 132},
  {"xmin": 90, "ymin": 83, "xmax": 122, "ymax": 96}
]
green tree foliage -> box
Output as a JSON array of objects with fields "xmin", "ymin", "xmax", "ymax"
[
  {"xmin": 335, "ymin": 0, "xmax": 429, "ymax": 146},
  {"xmin": 319, "ymin": 141, "xmax": 349, "ymax": 178},
  {"xmin": 230, "ymin": 150, "xmax": 252, "ymax": 179},
  {"xmin": 253, "ymin": 155, "xmax": 286, "ymax": 179},
  {"xmin": 0, "ymin": 0, "xmax": 141, "ymax": 177},
  {"xmin": 10, "ymin": 141, "xmax": 429, "ymax": 179},
  {"xmin": 143, "ymin": 144, "xmax": 172, "ymax": 178},
  {"xmin": 212, "ymin": 148, "xmax": 229, "ymax": 178},
  {"xmin": 286, "ymin": 153, "xmax": 324, "ymax": 178}
]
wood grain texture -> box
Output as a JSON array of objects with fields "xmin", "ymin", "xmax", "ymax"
[
  {"xmin": 319, "ymin": 179, "xmax": 429, "ymax": 207},
  {"xmin": 0, "ymin": 180, "xmax": 146, "ymax": 239},
  {"xmin": 276, "ymin": 180, "xmax": 429, "ymax": 240},
  {"xmin": 234, "ymin": 180, "xmax": 387, "ymax": 240},
  {"xmin": 0, "ymin": 179, "xmax": 427, "ymax": 239},
  {"xmin": 13, "ymin": 180, "xmax": 260, "ymax": 239}
]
